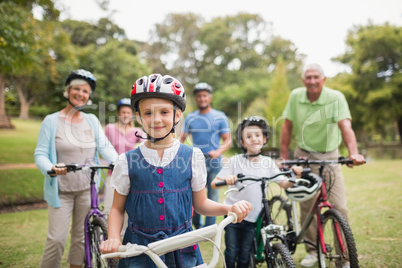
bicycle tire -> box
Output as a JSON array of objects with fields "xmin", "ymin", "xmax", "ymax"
[
  {"xmin": 249, "ymin": 247, "xmax": 256, "ymax": 268},
  {"xmin": 264, "ymin": 242, "xmax": 295, "ymax": 268},
  {"xmin": 268, "ymin": 195, "xmax": 293, "ymax": 231},
  {"xmin": 87, "ymin": 217, "xmax": 119, "ymax": 268},
  {"xmin": 317, "ymin": 209, "xmax": 358, "ymax": 268}
]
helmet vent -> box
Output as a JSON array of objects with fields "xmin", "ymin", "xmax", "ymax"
[{"xmin": 163, "ymin": 77, "xmax": 173, "ymax": 84}]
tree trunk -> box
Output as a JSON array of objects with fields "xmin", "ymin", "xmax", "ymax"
[
  {"xmin": 398, "ymin": 118, "xmax": 402, "ymax": 145},
  {"xmin": 0, "ymin": 74, "xmax": 15, "ymax": 129},
  {"xmin": 15, "ymin": 77, "xmax": 32, "ymax": 120}
]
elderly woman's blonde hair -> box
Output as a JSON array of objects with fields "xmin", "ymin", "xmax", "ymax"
[{"xmin": 63, "ymin": 79, "xmax": 91, "ymax": 98}]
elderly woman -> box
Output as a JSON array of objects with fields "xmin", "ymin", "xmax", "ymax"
[{"xmin": 34, "ymin": 69, "xmax": 118, "ymax": 268}]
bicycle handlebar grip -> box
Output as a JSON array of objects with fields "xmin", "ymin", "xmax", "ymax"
[
  {"xmin": 117, "ymin": 245, "xmax": 127, "ymax": 252},
  {"xmin": 214, "ymin": 180, "xmax": 227, "ymax": 187},
  {"xmin": 228, "ymin": 211, "xmax": 238, "ymax": 224}
]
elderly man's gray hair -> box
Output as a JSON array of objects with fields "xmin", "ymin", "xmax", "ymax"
[{"xmin": 302, "ymin": 63, "xmax": 325, "ymax": 78}]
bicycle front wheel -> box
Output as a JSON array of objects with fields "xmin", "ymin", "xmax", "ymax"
[
  {"xmin": 269, "ymin": 195, "xmax": 293, "ymax": 232},
  {"xmin": 264, "ymin": 242, "xmax": 295, "ymax": 268},
  {"xmin": 88, "ymin": 217, "xmax": 118, "ymax": 268},
  {"xmin": 318, "ymin": 209, "xmax": 358, "ymax": 268}
]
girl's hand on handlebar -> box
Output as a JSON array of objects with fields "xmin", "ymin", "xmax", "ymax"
[
  {"xmin": 51, "ymin": 163, "xmax": 67, "ymax": 176},
  {"xmin": 100, "ymin": 238, "xmax": 122, "ymax": 256},
  {"xmin": 229, "ymin": 200, "xmax": 253, "ymax": 223}
]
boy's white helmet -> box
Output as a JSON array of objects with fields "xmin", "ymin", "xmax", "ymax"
[{"xmin": 285, "ymin": 173, "xmax": 322, "ymax": 202}]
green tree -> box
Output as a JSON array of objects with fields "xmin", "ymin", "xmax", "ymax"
[
  {"xmin": 60, "ymin": 18, "xmax": 126, "ymax": 47},
  {"xmin": 262, "ymin": 36, "xmax": 305, "ymax": 90},
  {"xmin": 198, "ymin": 13, "xmax": 270, "ymax": 89},
  {"xmin": 334, "ymin": 22, "xmax": 402, "ymax": 142},
  {"xmin": 144, "ymin": 13, "xmax": 204, "ymax": 84},
  {"xmin": 264, "ymin": 57, "xmax": 290, "ymax": 149},
  {"xmin": 0, "ymin": 0, "xmax": 60, "ymax": 20},
  {"xmin": 0, "ymin": 3, "xmax": 48, "ymax": 121}
]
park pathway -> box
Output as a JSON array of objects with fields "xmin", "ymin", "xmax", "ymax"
[{"xmin": 0, "ymin": 163, "xmax": 37, "ymax": 170}]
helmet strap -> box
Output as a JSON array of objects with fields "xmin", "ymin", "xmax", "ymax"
[
  {"xmin": 136, "ymin": 108, "xmax": 180, "ymax": 143},
  {"xmin": 243, "ymin": 152, "xmax": 262, "ymax": 159}
]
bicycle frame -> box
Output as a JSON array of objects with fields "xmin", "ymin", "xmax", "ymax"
[
  {"xmin": 84, "ymin": 166, "xmax": 108, "ymax": 268},
  {"xmin": 101, "ymin": 213, "xmax": 238, "ymax": 268},
  {"xmin": 281, "ymin": 158, "xmax": 353, "ymax": 258},
  {"xmin": 254, "ymin": 177, "xmax": 288, "ymax": 262},
  {"xmin": 49, "ymin": 163, "xmax": 113, "ymax": 268},
  {"xmin": 221, "ymin": 171, "xmax": 302, "ymax": 267},
  {"xmin": 292, "ymin": 177, "xmax": 342, "ymax": 254}
]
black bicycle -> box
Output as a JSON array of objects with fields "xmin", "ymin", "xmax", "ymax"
[{"xmin": 215, "ymin": 168, "xmax": 309, "ymax": 268}]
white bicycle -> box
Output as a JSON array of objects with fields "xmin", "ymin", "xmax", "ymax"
[{"xmin": 101, "ymin": 212, "xmax": 238, "ymax": 268}]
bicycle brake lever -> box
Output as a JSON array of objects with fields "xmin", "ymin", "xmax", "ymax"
[{"xmin": 224, "ymin": 188, "xmax": 239, "ymax": 195}]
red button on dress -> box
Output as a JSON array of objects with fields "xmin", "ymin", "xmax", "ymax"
[
  {"xmin": 158, "ymin": 182, "xmax": 164, "ymax": 188},
  {"xmin": 157, "ymin": 168, "xmax": 163, "ymax": 174},
  {"xmin": 158, "ymin": 198, "xmax": 164, "ymax": 204},
  {"xmin": 159, "ymin": 215, "xmax": 165, "ymax": 221}
]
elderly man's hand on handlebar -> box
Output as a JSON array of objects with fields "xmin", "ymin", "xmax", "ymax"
[{"xmin": 349, "ymin": 154, "xmax": 365, "ymax": 167}]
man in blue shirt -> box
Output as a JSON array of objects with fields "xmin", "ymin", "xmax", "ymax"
[{"xmin": 180, "ymin": 82, "xmax": 232, "ymax": 229}]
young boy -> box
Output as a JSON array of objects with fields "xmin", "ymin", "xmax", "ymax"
[
  {"xmin": 100, "ymin": 74, "xmax": 252, "ymax": 267},
  {"xmin": 211, "ymin": 116, "xmax": 299, "ymax": 268}
]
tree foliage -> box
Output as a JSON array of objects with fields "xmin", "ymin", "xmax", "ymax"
[
  {"xmin": 264, "ymin": 56, "xmax": 290, "ymax": 149},
  {"xmin": 334, "ymin": 22, "xmax": 402, "ymax": 141}
]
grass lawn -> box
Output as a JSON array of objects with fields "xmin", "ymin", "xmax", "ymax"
[
  {"xmin": 0, "ymin": 118, "xmax": 401, "ymax": 267},
  {"xmin": 0, "ymin": 160, "xmax": 400, "ymax": 267},
  {"xmin": 0, "ymin": 119, "xmax": 41, "ymax": 164}
]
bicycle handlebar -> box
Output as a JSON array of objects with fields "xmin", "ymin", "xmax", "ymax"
[
  {"xmin": 214, "ymin": 168, "xmax": 311, "ymax": 187},
  {"xmin": 280, "ymin": 156, "xmax": 365, "ymax": 167},
  {"xmin": 47, "ymin": 163, "xmax": 114, "ymax": 175},
  {"xmin": 101, "ymin": 212, "xmax": 238, "ymax": 267}
]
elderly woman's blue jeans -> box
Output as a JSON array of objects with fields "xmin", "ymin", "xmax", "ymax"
[{"xmin": 224, "ymin": 220, "xmax": 255, "ymax": 268}]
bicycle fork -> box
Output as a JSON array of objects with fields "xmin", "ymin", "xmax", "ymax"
[
  {"xmin": 84, "ymin": 170, "xmax": 106, "ymax": 268},
  {"xmin": 316, "ymin": 201, "xmax": 347, "ymax": 262}
]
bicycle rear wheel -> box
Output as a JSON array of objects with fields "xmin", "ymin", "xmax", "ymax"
[
  {"xmin": 269, "ymin": 195, "xmax": 293, "ymax": 231},
  {"xmin": 88, "ymin": 217, "xmax": 118, "ymax": 268},
  {"xmin": 318, "ymin": 209, "xmax": 358, "ymax": 268},
  {"xmin": 264, "ymin": 242, "xmax": 295, "ymax": 268}
]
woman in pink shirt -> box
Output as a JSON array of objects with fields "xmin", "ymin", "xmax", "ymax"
[
  {"xmin": 104, "ymin": 98, "xmax": 143, "ymax": 220},
  {"xmin": 105, "ymin": 98, "xmax": 143, "ymax": 155}
]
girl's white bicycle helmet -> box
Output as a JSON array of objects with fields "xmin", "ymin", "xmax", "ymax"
[
  {"xmin": 130, "ymin": 74, "xmax": 186, "ymax": 143},
  {"xmin": 131, "ymin": 74, "xmax": 186, "ymax": 112},
  {"xmin": 285, "ymin": 173, "xmax": 322, "ymax": 202}
]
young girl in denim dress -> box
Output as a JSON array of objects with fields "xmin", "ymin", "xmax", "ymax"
[{"xmin": 100, "ymin": 74, "xmax": 252, "ymax": 267}]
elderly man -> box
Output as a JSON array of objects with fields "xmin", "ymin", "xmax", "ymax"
[{"xmin": 280, "ymin": 63, "xmax": 365, "ymax": 267}]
